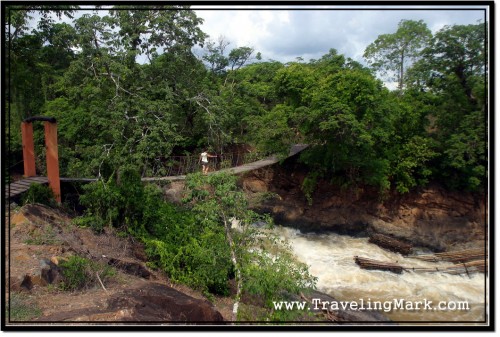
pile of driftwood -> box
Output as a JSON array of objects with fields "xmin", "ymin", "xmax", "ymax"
[
  {"xmin": 409, "ymin": 248, "xmax": 486, "ymax": 264},
  {"xmin": 354, "ymin": 247, "xmax": 487, "ymax": 277},
  {"xmin": 403, "ymin": 259, "xmax": 486, "ymax": 275},
  {"xmin": 368, "ymin": 233, "xmax": 412, "ymax": 255},
  {"xmin": 409, "ymin": 248, "xmax": 487, "ymax": 277}
]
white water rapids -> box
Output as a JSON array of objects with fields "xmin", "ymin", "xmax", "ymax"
[{"xmin": 274, "ymin": 226, "xmax": 487, "ymax": 322}]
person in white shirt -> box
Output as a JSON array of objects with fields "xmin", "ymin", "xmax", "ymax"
[{"xmin": 200, "ymin": 150, "xmax": 217, "ymax": 174}]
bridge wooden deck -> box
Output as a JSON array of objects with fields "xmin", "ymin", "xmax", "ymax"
[
  {"xmin": 6, "ymin": 177, "xmax": 99, "ymax": 200},
  {"xmin": 142, "ymin": 144, "xmax": 309, "ymax": 182},
  {"xmin": 6, "ymin": 144, "xmax": 309, "ymax": 198},
  {"xmin": 5, "ymin": 176, "xmax": 49, "ymax": 199}
]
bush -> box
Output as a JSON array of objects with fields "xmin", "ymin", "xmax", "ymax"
[
  {"xmin": 77, "ymin": 166, "xmax": 234, "ymax": 295},
  {"xmin": 142, "ymin": 201, "xmax": 233, "ymax": 295},
  {"xmin": 301, "ymin": 171, "xmax": 320, "ymax": 205},
  {"xmin": 241, "ymin": 235, "xmax": 317, "ymax": 309},
  {"xmin": 22, "ymin": 183, "xmax": 56, "ymax": 206},
  {"xmin": 76, "ymin": 168, "xmax": 316, "ymax": 302},
  {"xmin": 59, "ymin": 255, "xmax": 115, "ymax": 291},
  {"xmin": 78, "ymin": 165, "xmax": 144, "ymax": 232}
]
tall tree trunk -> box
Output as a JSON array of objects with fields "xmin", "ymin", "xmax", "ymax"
[
  {"xmin": 221, "ymin": 211, "xmax": 242, "ymax": 322},
  {"xmin": 399, "ymin": 51, "xmax": 405, "ymax": 90}
]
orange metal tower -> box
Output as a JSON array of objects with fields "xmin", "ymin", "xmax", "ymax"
[{"xmin": 21, "ymin": 116, "xmax": 61, "ymax": 203}]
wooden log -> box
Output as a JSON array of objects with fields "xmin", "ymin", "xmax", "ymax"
[
  {"xmin": 354, "ymin": 256, "xmax": 404, "ymax": 274},
  {"xmin": 354, "ymin": 255, "xmax": 486, "ymax": 276},
  {"xmin": 368, "ymin": 233, "xmax": 413, "ymax": 255}
]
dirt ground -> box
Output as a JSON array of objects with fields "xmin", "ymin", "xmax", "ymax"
[{"xmin": 5, "ymin": 203, "xmax": 233, "ymax": 324}]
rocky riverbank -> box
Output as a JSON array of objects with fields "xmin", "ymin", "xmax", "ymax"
[
  {"xmin": 6, "ymin": 202, "xmax": 389, "ymax": 324},
  {"xmin": 239, "ymin": 158, "xmax": 486, "ymax": 252}
]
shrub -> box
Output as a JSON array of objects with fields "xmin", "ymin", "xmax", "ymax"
[
  {"xmin": 301, "ymin": 171, "xmax": 320, "ymax": 205},
  {"xmin": 142, "ymin": 201, "xmax": 233, "ymax": 295},
  {"xmin": 22, "ymin": 183, "xmax": 56, "ymax": 207},
  {"xmin": 76, "ymin": 168, "xmax": 317, "ymax": 302},
  {"xmin": 241, "ymin": 235, "xmax": 317, "ymax": 309},
  {"xmin": 76, "ymin": 166, "xmax": 234, "ymax": 295},
  {"xmin": 78, "ymin": 165, "xmax": 144, "ymax": 232},
  {"xmin": 59, "ymin": 255, "xmax": 115, "ymax": 291}
]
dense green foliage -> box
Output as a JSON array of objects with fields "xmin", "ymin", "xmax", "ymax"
[
  {"xmin": 183, "ymin": 172, "xmax": 316, "ymax": 304},
  {"xmin": 76, "ymin": 168, "xmax": 316, "ymax": 305},
  {"xmin": 6, "ymin": 7, "xmax": 487, "ymax": 194},
  {"xmin": 76, "ymin": 167, "xmax": 232, "ymax": 294},
  {"xmin": 21, "ymin": 183, "xmax": 57, "ymax": 207}
]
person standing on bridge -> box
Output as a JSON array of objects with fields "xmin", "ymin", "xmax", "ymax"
[{"xmin": 200, "ymin": 150, "xmax": 217, "ymax": 175}]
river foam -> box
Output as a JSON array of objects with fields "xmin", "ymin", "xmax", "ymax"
[{"xmin": 274, "ymin": 226, "xmax": 487, "ymax": 322}]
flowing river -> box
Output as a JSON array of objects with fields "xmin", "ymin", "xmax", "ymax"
[{"xmin": 274, "ymin": 226, "xmax": 487, "ymax": 322}]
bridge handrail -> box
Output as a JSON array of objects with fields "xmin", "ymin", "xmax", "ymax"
[
  {"xmin": 11, "ymin": 144, "xmax": 308, "ymax": 182},
  {"xmin": 159, "ymin": 150, "xmax": 268, "ymax": 177}
]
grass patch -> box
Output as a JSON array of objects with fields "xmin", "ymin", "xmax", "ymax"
[
  {"xmin": 7, "ymin": 292, "xmax": 43, "ymax": 321},
  {"xmin": 24, "ymin": 224, "xmax": 61, "ymax": 245},
  {"xmin": 59, "ymin": 255, "xmax": 116, "ymax": 291}
]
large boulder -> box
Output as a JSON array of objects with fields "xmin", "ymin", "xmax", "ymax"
[{"xmin": 36, "ymin": 283, "xmax": 224, "ymax": 322}]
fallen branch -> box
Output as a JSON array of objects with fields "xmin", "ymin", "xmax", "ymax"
[{"xmin": 96, "ymin": 272, "xmax": 109, "ymax": 294}]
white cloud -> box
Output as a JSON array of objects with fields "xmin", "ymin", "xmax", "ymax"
[{"xmin": 195, "ymin": 7, "xmax": 487, "ymax": 65}]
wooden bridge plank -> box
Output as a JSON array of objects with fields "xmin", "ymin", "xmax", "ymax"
[
  {"xmin": 6, "ymin": 176, "xmax": 49, "ymax": 199},
  {"xmin": 11, "ymin": 181, "xmax": 36, "ymax": 188},
  {"xmin": 25, "ymin": 176, "xmax": 48, "ymax": 182}
]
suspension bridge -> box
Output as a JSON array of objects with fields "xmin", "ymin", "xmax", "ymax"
[{"xmin": 6, "ymin": 131, "xmax": 308, "ymax": 202}]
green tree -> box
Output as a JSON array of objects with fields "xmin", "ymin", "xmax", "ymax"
[
  {"xmin": 183, "ymin": 172, "xmax": 316, "ymax": 320},
  {"xmin": 248, "ymin": 49, "xmax": 439, "ymax": 196},
  {"xmin": 228, "ymin": 46, "xmax": 254, "ymax": 71},
  {"xmin": 424, "ymin": 22, "xmax": 486, "ymax": 107},
  {"xmin": 109, "ymin": 6, "xmax": 206, "ymax": 66},
  {"xmin": 6, "ymin": 8, "xmax": 78, "ymax": 173},
  {"xmin": 420, "ymin": 22, "xmax": 487, "ymax": 190},
  {"xmin": 202, "ymin": 36, "xmax": 230, "ymax": 75},
  {"xmin": 364, "ymin": 19, "xmax": 432, "ymax": 90},
  {"xmin": 40, "ymin": 7, "xmax": 207, "ymax": 177},
  {"xmin": 5, "ymin": 5, "xmax": 77, "ymax": 42},
  {"xmin": 193, "ymin": 39, "xmax": 261, "ymax": 152}
]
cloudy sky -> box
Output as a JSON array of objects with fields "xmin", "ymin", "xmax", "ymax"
[
  {"xmin": 192, "ymin": 5, "xmax": 487, "ymax": 65},
  {"xmin": 26, "ymin": 4, "xmax": 488, "ymax": 66}
]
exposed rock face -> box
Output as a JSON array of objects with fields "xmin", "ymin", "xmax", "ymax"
[
  {"xmin": 36, "ymin": 283, "xmax": 224, "ymax": 322},
  {"xmin": 154, "ymin": 159, "xmax": 485, "ymax": 251},
  {"xmin": 241, "ymin": 161, "xmax": 486, "ymax": 252},
  {"xmin": 107, "ymin": 283, "xmax": 224, "ymax": 322},
  {"xmin": 163, "ymin": 181, "xmax": 186, "ymax": 204},
  {"xmin": 39, "ymin": 259, "xmax": 64, "ymax": 284},
  {"xmin": 106, "ymin": 257, "xmax": 151, "ymax": 279}
]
